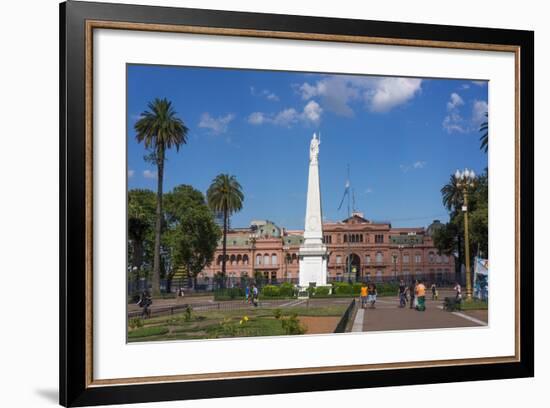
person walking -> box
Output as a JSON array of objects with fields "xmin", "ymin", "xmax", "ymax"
[
  {"xmin": 416, "ymin": 280, "xmax": 426, "ymax": 311},
  {"xmin": 454, "ymin": 282, "xmax": 462, "ymax": 303},
  {"xmin": 245, "ymin": 285, "xmax": 250, "ymax": 304},
  {"xmin": 409, "ymin": 280, "xmax": 416, "ymax": 309},
  {"xmin": 360, "ymin": 283, "xmax": 368, "ymax": 309},
  {"xmin": 137, "ymin": 290, "xmax": 152, "ymax": 319},
  {"xmin": 430, "ymin": 283, "xmax": 437, "ymax": 300},
  {"xmin": 398, "ymin": 279, "xmax": 407, "ymax": 308},
  {"xmin": 252, "ymin": 284, "xmax": 259, "ymax": 307},
  {"xmin": 367, "ymin": 282, "xmax": 377, "ymax": 309}
]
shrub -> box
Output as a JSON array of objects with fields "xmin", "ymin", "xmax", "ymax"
[
  {"xmin": 273, "ymin": 308, "xmax": 282, "ymax": 319},
  {"xmin": 128, "ymin": 326, "xmax": 169, "ymax": 339},
  {"xmin": 332, "ymin": 282, "xmax": 352, "ymax": 295},
  {"xmin": 214, "ymin": 287, "xmax": 245, "ymax": 300},
  {"xmin": 261, "ymin": 285, "xmax": 280, "ymax": 297},
  {"xmin": 279, "ymin": 282, "xmax": 296, "ymax": 297},
  {"xmin": 184, "ymin": 305, "xmax": 193, "ymax": 322},
  {"xmin": 314, "ymin": 286, "xmax": 331, "ymax": 296},
  {"xmin": 281, "ymin": 313, "xmax": 307, "ymax": 335},
  {"xmin": 129, "ymin": 318, "xmax": 143, "ymax": 329}
]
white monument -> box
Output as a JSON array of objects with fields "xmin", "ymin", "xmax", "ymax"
[{"xmin": 298, "ymin": 133, "xmax": 329, "ymax": 288}]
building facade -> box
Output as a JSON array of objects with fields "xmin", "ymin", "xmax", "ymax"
[{"xmin": 200, "ymin": 214, "xmax": 455, "ymax": 285}]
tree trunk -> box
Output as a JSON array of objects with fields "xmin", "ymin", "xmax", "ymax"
[
  {"xmin": 221, "ymin": 207, "xmax": 228, "ymax": 289},
  {"xmin": 152, "ymin": 148, "xmax": 164, "ymax": 296}
]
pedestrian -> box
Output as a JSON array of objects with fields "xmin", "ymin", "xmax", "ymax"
[
  {"xmin": 454, "ymin": 282, "xmax": 462, "ymax": 303},
  {"xmin": 367, "ymin": 282, "xmax": 377, "ymax": 309},
  {"xmin": 252, "ymin": 284, "xmax": 259, "ymax": 307},
  {"xmin": 398, "ymin": 279, "xmax": 407, "ymax": 308},
  {"xmin": 360, "ymin": 282, "xmax": 368, "ymax": 309},
  {"xmin": 137, "ymin": 290, "xmax": 152, "ymax": 319},
  {"xmin": 416, "ymin": 280, "xmax": 426, "ymax": 311},
  {"xmin": 409, "ymin": 279, "xmax": 416, "ymax": 309},
  {"xmin": 245, "ymin": 285, "xmax": 250, "ymax": 304},
  {"xmin": 430, "ymin": 283, "xmax": 437, "ymax": 300}
]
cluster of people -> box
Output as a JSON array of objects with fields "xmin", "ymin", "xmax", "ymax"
[
  {"xmin": 244, "ymin": 284, "xmax": 259, "ymax": 307},
  {"xmin": 396, "ymin": 279, "xmax": 434, "ymax": 311},
  {"xmin": 360, "ymin": 283, "xmax": 378, "ymax": 309}
]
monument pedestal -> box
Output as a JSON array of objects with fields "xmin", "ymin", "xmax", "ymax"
[{"xmin": 298, "ymin": 245, "xmax": 328, "ymax": 287}]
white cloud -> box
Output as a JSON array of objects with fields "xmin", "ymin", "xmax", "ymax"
[
  {"xmin": 443, "ymin": 93, "xmax": 466, "ymax": 133},
  {"xmin": 472, "ymin": 100, "xmax": 488, "ymax": 125},
  {"xmin": 250, "ymin": 86, "xmax": 279, "ymax": 102},
  {"xmin": 247, "ymin": 100, "xmax": 322, "ymax": 127},
  {"xmin": 128, "ymin": 169, "xmax": 135, "ymax": 178},
  {"xmin": 198, "ymin": 112, "xmax": 235, "ymax": 134},
  {"xmin": 247, "ymin": 112, "xmax": 265, "ymax": 125},
  {"xmin": 461, "ymin": 84, "xmax": 471, "ymax": 90},
  {"xmin": 447, "ymin": 92, "xmax": 464, "ymax": 110},
  {"xmin": 400, "ymin": 161, "xmax": 427, "ymax": 173},
  {"xmin": 143, "ymin": 170, "xmax": 156, "ymax": 179},
  {"xmin": 471, "ymin": 80, "xmax": 487, "ymax": 87},
  {"xmin": 302, "ymin": 100, "xmax": 322, "ymax": 124},
  {"xmin": 443, "ymin": 92, "xmax": 487, "ymax": 134},
  {"xmin": 297, "ymin": 75, "xmax": 422, "ymax": 116}
]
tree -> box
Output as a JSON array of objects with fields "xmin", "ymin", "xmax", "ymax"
[
  {"xmin": 206, "ymin": 174, "xmax": 244, "ymax": 284},
  {"xmin": 134, "ymin": 98, "xmax": 189, "ymax": 295},
  {"xmin": 164, "ymin": 185, "xmax": 221, "ymax": 289},
  {"xmin": 128, "ymin": 189, "xmax": 156, "ymax": 294},
  {"xmin": 480, "ymin": 112, "xmax": 488, "ymax": 153},
  {"xmin": 441, "ymin": 175, "xmax": 463, "ymax": 213}
]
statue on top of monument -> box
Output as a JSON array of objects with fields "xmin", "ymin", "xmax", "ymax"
[{"xmin": 309, "ymin": 132, "xmax": 320, "ymax": 164}]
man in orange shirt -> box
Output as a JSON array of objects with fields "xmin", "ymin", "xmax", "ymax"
[
  {"xmin": 360, "ymin": 283, "xmax": 368, "ymax": 309},
  {"xmin": 415, "ymin": 279, "xmax": 427, "ymax": 311}
]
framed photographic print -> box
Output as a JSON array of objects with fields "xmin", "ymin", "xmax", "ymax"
[{"xmin": 60, "ymin": 0, "xmax": 534, "ymax": 406}]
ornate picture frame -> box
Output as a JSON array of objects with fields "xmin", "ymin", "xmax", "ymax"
[{"xmin": 60, "ymin": 1, "xmax": 534, "ymax": 406}]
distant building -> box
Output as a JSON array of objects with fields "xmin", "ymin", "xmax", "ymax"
[{"xmin": 200, "ymin": 212, "xmax": 455, "ymax": 285}]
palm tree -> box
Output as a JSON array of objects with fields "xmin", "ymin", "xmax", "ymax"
[
  {"xmin": 207, "ymin": 174, "xmax": 244, "ymax": 283},
  {"xmin": 441, "ymin": 174, "xmax": 463, "ymax": 212},
  {"xmin": 479, "ymin": 112, "xmax": 488, "ymax": 153},
  {"xmin": 134, "ymin": 98, "xmax": 189, "ymax": 295}
]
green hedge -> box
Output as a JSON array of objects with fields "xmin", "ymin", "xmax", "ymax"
[{"xmin": 214, "ymin": 287, "xmax": 245, "ymax": 300}]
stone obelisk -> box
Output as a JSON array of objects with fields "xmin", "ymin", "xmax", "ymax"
[{"xmin": 298, "ymin": 133, "xmax": 329, "ymax": 287}]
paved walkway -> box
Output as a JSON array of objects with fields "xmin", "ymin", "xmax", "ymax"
[{"xmin": 352, "ymin": 296, "xmax": 487, "ymax": 332}]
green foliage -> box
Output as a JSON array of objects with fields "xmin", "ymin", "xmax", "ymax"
[
  {"xmin": 281, "ymin": 313, "xmax": 307, "ymax": 335},
  {"xmin": 128, "ymin": 318, "xmax": 144, "ymax": 329},
  {"xmin": 128, "ymin": 189, "xmax": 157, "ymax": 278},
  {"xmin": 313, "ymin": 286, "xmax": 330, "ymax": 296},
  {"xmin": 332, "ymin": 282, "xmax": 352, "ymax": 295},
  {"xmin": 460, "ymin": 299, "xmax": 488, "ymax": 310},
  {"xmin": 164, "ymin": 184, "xmax": 221, "ymax": 285},
  {"xmin": 214, "ymin": 287, "xmax": 245, "ymax": 300},
  {"xmin": 184, "ymin": 305, "xmax": 193, "ymax": 322},
  {"xmin": 261, "ymin": 285, "xmax": 280, "ymax": 297},
  {"xmin": 278, "ymin": 282, "xmax": 296, "ymax": 297},
  {"xmin": 128, "ymin": 325, "xmax": 169, "ymax": 339},
  {"xmin": 376, "ymin": 282, "xmax": 399, "ymax": 296},
  {"xmin": 273, "ymin": 308, "xmax": 282, "ymax": 319},
  {"xmin": 351, "ymin": 283, "xmax": 363, "ymax": 294},
  {"xmin": 134, "ymin": 98, "xmax": 189, "ymax": 296}
]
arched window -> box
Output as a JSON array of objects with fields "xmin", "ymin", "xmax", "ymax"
[
  {"xmin": 292, "ymin": 253, "xmax": 297, "ymax": 263},
  {"xmin": 236, "ymin": 254, "xmax": 242, "ymax": 264},
  {"xmin": 264, "ymin": 254, "xmax": 270, "ymax": 265},
  {"xmin": 376, "ymin": 270, "xmax": 383, "ymax": 282},
  {"xmin": 415, "ymin": 253, "xmax": 421, "ymax": 263},
  {"xmin": 436, "ymin": 255, "xmax": 442, "ymax": 263},
  {"xmin": 442, "ymin": 255, "xmax": 449, "ymax": 263},
  {"xmin": 429, "ymin": 252, "xmax": 435, "ymax": 263},
  {"xmin": 217, "ymin": 255, "xmax": 223, "ymax": 265},
  {"xmin": 376, "ymin": 252, "xmax": 383, "ymax": 264},
  {"xmin": 344, "ymin": 235, "xmax": 348, "ymax": 243},
  {"xmin": 403, "ymin": 252, "xmax": 410, "ymax": 263},
  {"xmin": 243, "ymin": 255, "xmax": 249, "ymax": 265},
  {"xmin": 365, "ymin": 254, "xmax": 371, "ymax": 264},
  {"xmin": 256, "ymin": 254, "xmax": 262, "ymax": 265},
  {"xmin": 230, "ymin": 255, "xmax": 236, "ymax": 265},
  {"xmin": 271, "ymin": 254, "xmax": 278, "ymax": 265}
]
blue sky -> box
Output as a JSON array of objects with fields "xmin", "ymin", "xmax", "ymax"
[{"xmin": 127, "ymin": 64, "xmax": 488, "ymax": 230}]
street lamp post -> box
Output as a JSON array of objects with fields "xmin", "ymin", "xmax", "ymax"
[{"xmin": 454, "ymin": 168, "xmax": 476, "ymax": 301}]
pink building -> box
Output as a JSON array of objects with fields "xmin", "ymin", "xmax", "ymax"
[{"xmin": 201, "ymin": 214, "xmax": 455, "ymax": 285}]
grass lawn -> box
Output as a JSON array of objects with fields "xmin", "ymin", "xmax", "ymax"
[
  {"xmin": 128, "ymin": 304, "xmax": 348, "ymax": 342},
  {"xmin": 460, "ymin": 299, "xmax": 488, "ymax": 310}
]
